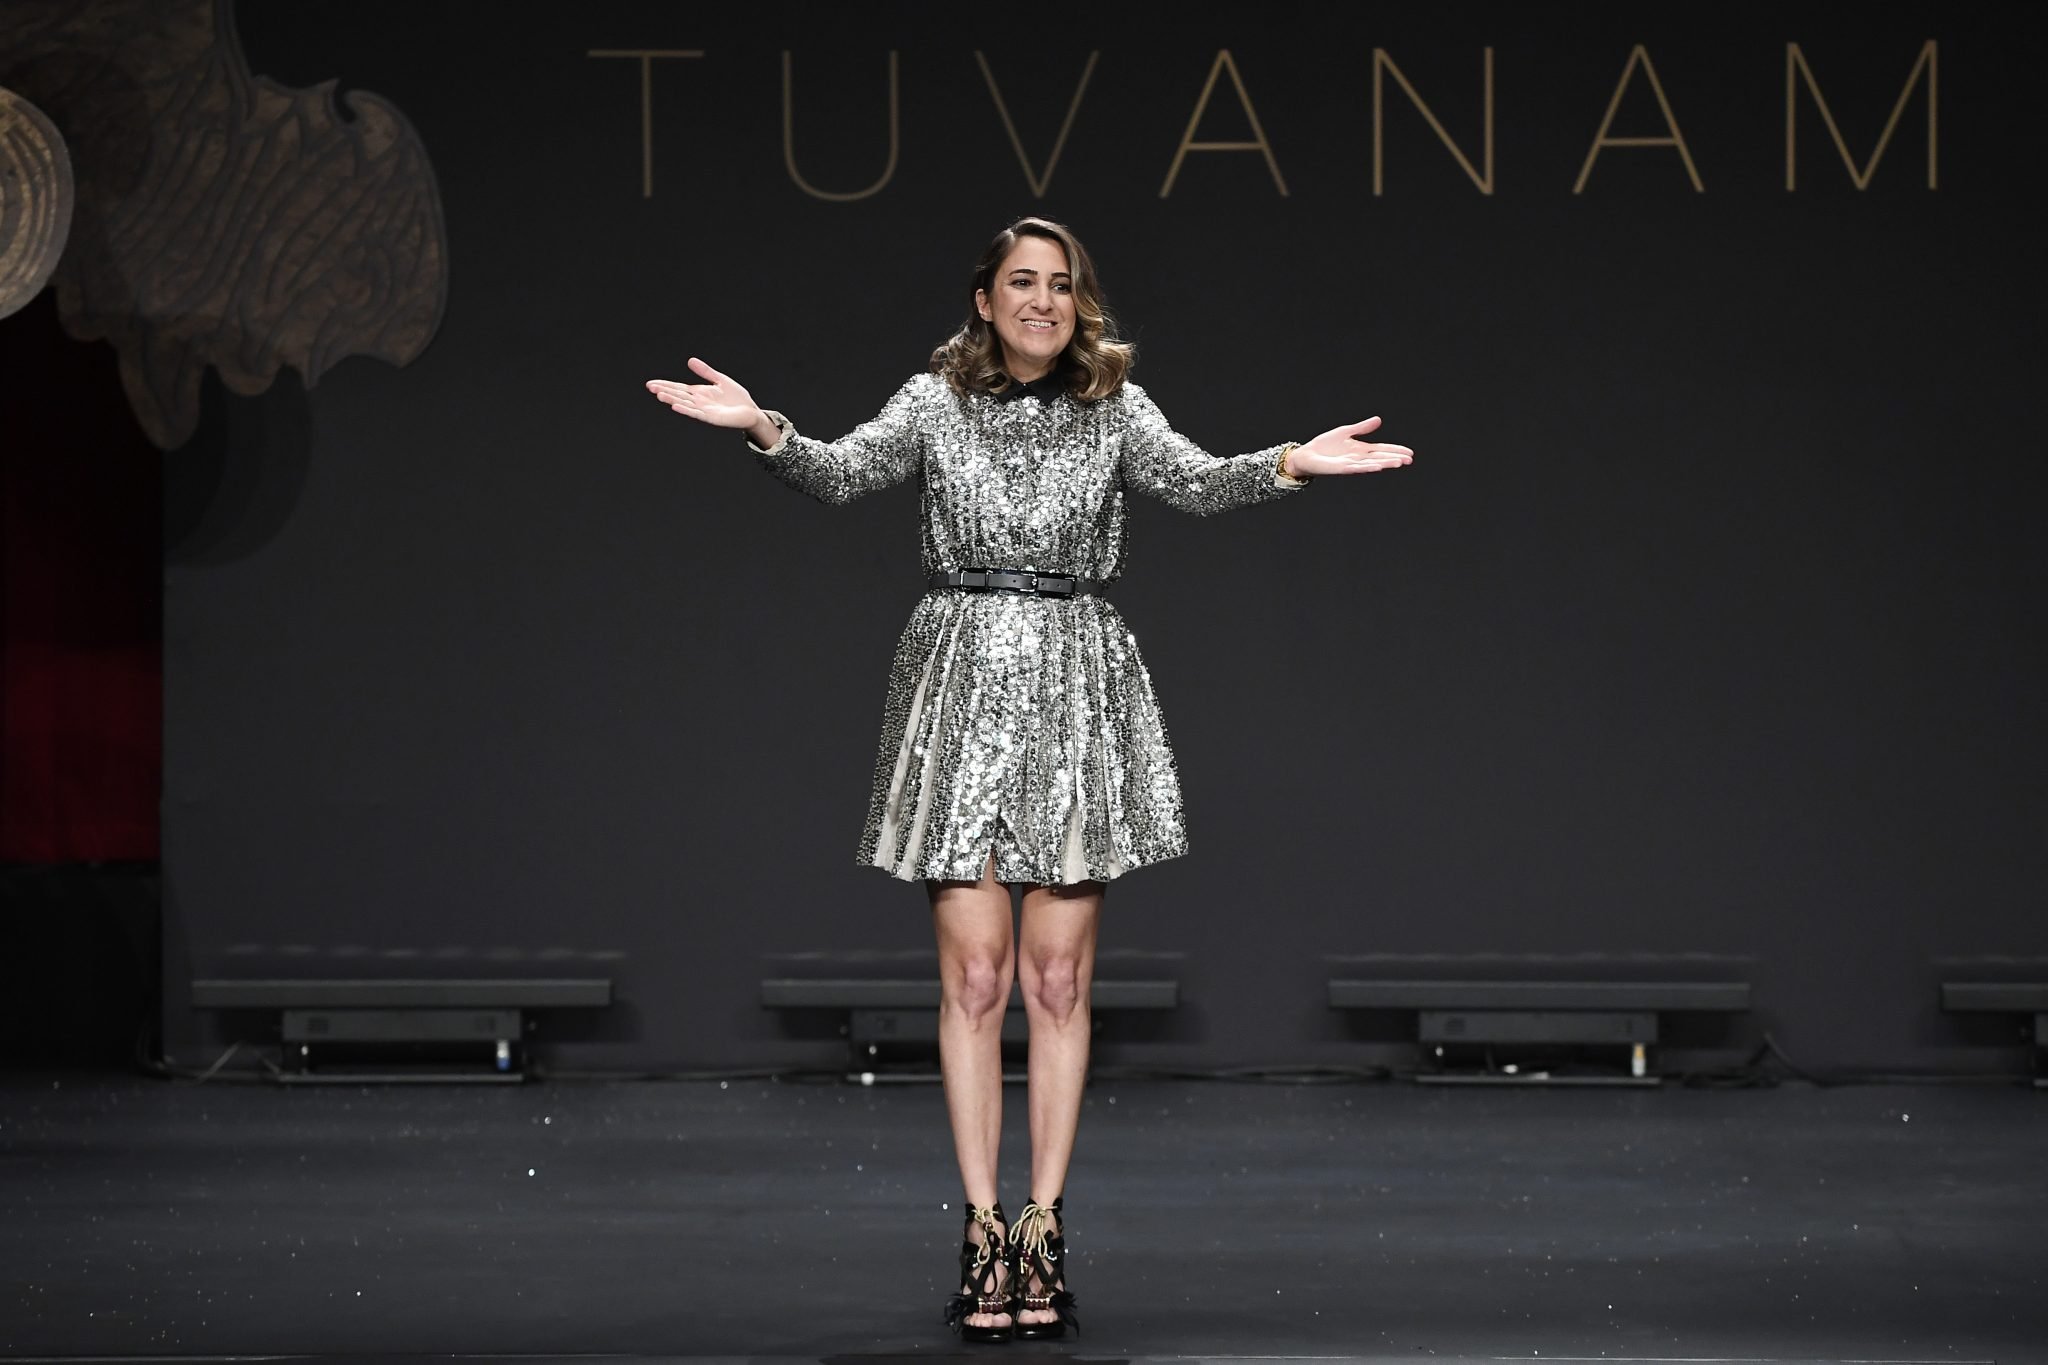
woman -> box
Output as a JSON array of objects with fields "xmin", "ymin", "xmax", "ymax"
[{"xmin": 645, "ymin": 217, "xmax": 1411, "ymax": 1341}]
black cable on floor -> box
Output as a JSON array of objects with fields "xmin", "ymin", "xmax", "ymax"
[
  {"xmin": 1087, "ymin": 1062, "xmax": 1394, "ymax": 1084},
  {"xmin": 138, "ymin": 1038, "xmax": 285, "ymax": 1084},
  {"xmin": 1669, "ymin": 1031, "xmax": 2030, "ymax": 1089},
  {"xmin": 526, "ymin": 1064, "xmax": 845, "ymax": 1084}
]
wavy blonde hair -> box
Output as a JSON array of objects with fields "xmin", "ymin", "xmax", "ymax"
[{"xmin": 930, "ymin": 217, "xmax": 1135, "ymax": 402}]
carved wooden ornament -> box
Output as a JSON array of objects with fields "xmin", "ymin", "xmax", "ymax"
[
  {"xmin": 0, "ymin": 86, "xmax": 73, "ymax": 321},
  {"xmin": 0, "ymin": 0, "xmax": 448, "ymax": 448}
]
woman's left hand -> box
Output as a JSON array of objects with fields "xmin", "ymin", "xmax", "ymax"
[{"xmin": 1286, "ymin": 417, "xmax": 1413, "ymax": 478}]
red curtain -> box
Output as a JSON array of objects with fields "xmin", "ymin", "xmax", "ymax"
[{"xmin": 0, "ymin": 290, "xmax": 161, "ymax": 862}]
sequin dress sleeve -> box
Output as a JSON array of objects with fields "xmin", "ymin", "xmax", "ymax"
[
  {"xmin": 746, "ymin": 375, "xmax": 927, "ymax": 505},
  {"xmin": 1115, "ymin": 381, "xmax": 1309, "ymax": 515}
]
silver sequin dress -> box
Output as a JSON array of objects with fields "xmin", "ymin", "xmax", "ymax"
[{"xmin": 749, "ymin": 371, "xmax": 1309, "ymax": 885}]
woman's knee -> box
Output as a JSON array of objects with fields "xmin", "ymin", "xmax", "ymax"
[
  {"xmin": 1021, "ymin": 952, "xmax": 1086, "ymax": 1021},
  {"xmin": 944, "ymin": 951, "xmax": 1014, "ymax": 1021}
]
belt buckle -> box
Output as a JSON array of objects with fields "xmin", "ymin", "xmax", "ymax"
[{"xmin": 1018, "ymin": 571, "xmax": 1038, "ymax": 593}]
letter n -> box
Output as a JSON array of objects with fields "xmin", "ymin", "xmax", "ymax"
[{"xmin": 1372, "ymin": 48, "xmax": 1494, "ymax": 195}]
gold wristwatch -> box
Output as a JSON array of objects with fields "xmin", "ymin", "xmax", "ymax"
[{"xmin": 1276, "ymin": 442, "xmax": 1311, "ymax": 485}]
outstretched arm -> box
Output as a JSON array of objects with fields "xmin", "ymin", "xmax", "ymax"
[
  {"xmin": 1282, "ymin": 415, "xmax": 1413, "ymax": 479},
  {"xmin": 646, "ymin": 357, "xmax": 781, "ymax": 447},
  {"xmin": 644, "ymin": 359, "xmax": 923, "ymax": 505},
  {"xmin": 1117, "ymin": 384, "xmax": 1412, "ymax": 516}
]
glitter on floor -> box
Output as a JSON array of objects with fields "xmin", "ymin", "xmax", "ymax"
[{"xmin": 0, "ymin": 1074, "xmax": 2040, "ymax": 1360}]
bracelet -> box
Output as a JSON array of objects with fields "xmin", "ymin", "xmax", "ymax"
[{"xmin": 1276, "ymin": 442, "xmax": 1311, "ymax": 485}]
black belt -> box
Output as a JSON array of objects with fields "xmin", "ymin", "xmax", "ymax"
[{"xmin": 929, "ymin": 568, "xmax": 1104, "ymax": 598}]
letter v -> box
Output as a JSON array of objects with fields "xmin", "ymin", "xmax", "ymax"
[{"xmin": 975, "ymin": 51, "xmax": 1101, "ymax": 197}]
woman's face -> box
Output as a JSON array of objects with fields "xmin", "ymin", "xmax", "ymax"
[{"xmin": 975, "ymin": 235, "xmax": 1075, "ymax": 383}]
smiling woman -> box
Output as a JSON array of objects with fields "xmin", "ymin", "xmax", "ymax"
[
  {"xmin": 979, "ymin": 236, "xmax": 1072, "ymax": 378},
  {"xmin": 931, "ymin": 218, "xmax": 1129, "ymax": 399},
  {"xmin": 641, "ymin": 214, "xmax": 1412, "ymax": 1342}
]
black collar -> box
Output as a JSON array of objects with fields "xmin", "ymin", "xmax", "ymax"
[{"xmin": 992, "ymin": 370, "xmax": 1068, "ymax": 404}]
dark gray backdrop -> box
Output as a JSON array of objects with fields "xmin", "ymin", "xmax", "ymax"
[{"xmin": 162, "ymin": 1, "xmax": 2045, "ymax": 1072}]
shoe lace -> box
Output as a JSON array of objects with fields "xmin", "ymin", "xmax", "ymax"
[
  {"xmin": 966, "ymin": 1204, "xmax": 1006, "ymax": 1300},
  {"xmin": 1010, "ymin": 1200, "xmax": 1061, "ymax": 1294}
]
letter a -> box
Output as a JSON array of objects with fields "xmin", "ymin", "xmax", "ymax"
[
  {"xmin": 1574, "ymin": 45, "xmax": 1703, "ymax": 193},
  {"xmin": 1160, "ymin": 51, "xmax": 1288, "ymax": 198}
]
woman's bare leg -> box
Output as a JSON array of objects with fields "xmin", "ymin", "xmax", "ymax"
[
  {"xmin": 1013, "ymin": 877, "xmax": 1102, "ymax": 1325},
  {"xmin": 930, "ymin": 851, "xmax": 1015, "ymax": 1330}
]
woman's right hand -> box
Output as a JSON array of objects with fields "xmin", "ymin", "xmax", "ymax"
[{"xmin": 645, "ymin": 357, "xmax": 779, "ymax": 446}]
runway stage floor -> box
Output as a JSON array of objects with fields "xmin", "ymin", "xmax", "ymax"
[{"xmin": 0, "ymin": 1072, "xmax": 2041, "ymax": 1362}]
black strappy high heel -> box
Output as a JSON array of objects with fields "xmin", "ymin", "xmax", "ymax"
[
  {"xmin": 1008, "ymin": 1196, "xmax": 1080, "ymax": 1340},
  {"xmin": 941, "ymin": 1201, "xmax": 1014, "ymax": 1342}
]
